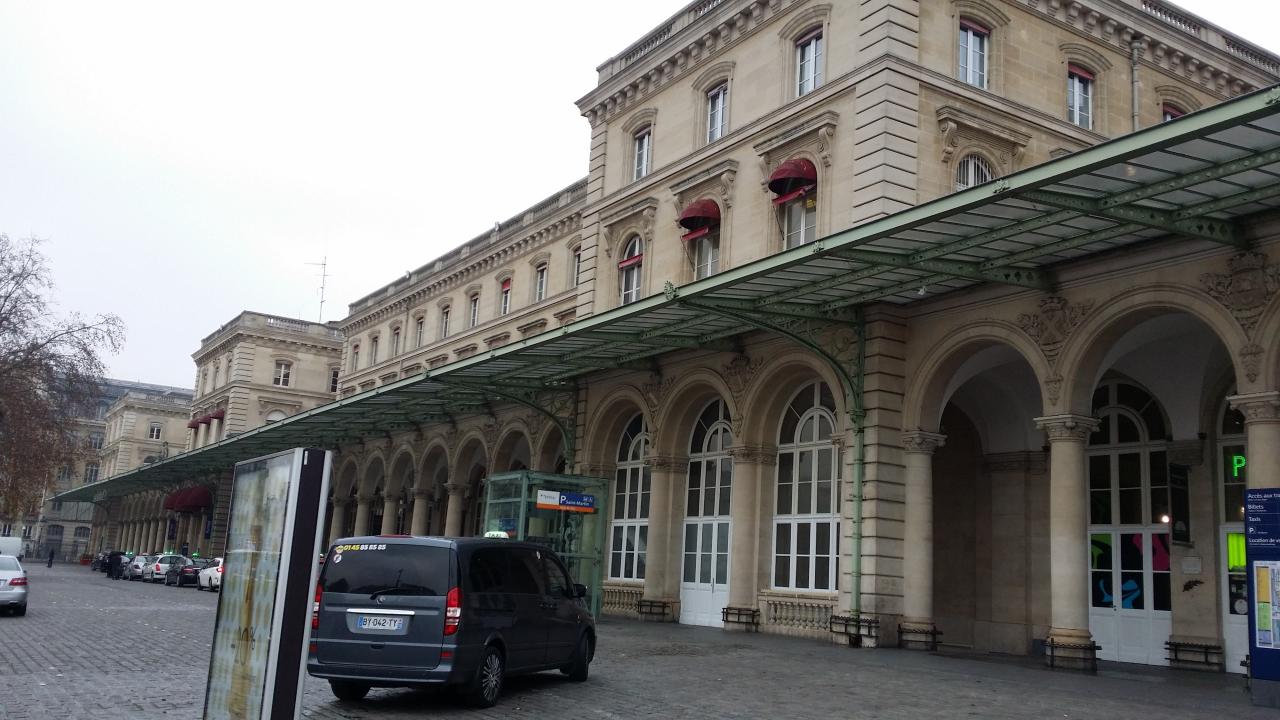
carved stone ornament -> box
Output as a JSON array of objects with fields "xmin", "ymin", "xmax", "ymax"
[
  {"xmin": 444, "ymin": 482, "xmax": 468, "ymax": 497},
  {"xmin": 728, "ymin": 444, "xmax": 778, "ymax": 465},
  {"xmin": 645, "ymin": 454, "xmax": 688, "ymax": 471},
  {"xmin": 1241, "ymin": 343, "xmax": 1264, "ymax": 384},
  {"xmin": 901, "ymin": 431, "xmax": 947, "ymax": 454},
  {"xmin": 1044, "ymin": 374, "xmax": 1064, "ymax": 406},
  {"xmin": 1200, "ymin": 252, "xmax": 1280, "ymax": 337},
  {"xmin": 670, "ymin": 159, "xmax": 738, "ymax": 211},
  {"xmin": 642, "ymin": 373, "xmax": 676, "ymax": 415},
  {"xmin": 1229, "ymin": 391, "xmax": 1280, "ymax": 423},
  {"xmin": 1034, "ymin": 414, "xmax": 1101, "ymax": 442},
  {"xmin": 1017, "ymin": 296, "xmax": 1096, "ymax": 363},
  {"xmin": 722, "ymin": 354, "xmax": 764, "ymax": 400}
]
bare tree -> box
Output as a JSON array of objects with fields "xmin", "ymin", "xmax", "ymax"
[{"xmin": 0, "ymin": 235, "xmax": 124, "ymax": 517}]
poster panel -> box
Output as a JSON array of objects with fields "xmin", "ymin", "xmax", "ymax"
[{"xmin": 204, "ymin": 450, "xmax": 296, "ymax": 719}]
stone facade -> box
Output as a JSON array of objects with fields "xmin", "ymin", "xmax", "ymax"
[{"xmin": 102, "ymin": 0, "xmax": 1280, "ymax": 669}]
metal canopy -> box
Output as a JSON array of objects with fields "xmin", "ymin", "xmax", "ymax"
[{"xmin": 57, "ymin": 86, "xmax": 1280, "ymax": 503}]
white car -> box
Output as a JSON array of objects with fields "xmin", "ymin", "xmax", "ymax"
[
  {"xmin": 143, "ymin": 554, "xmax": 186, "ymax": 583},
  {"xmin": 197, "ymin": 557, "xmax": 223, "ymax": 591},
  {"xmin": 126, "ymin": 555, "xmax": 154, "ymax": 580}
]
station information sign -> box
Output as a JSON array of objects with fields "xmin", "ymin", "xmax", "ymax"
[{"xmin": 1246, "ymin": 489, "xmax": 1280, "ymax": 705}]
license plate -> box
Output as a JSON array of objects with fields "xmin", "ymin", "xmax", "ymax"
[{"xmin": 357, "ymin": 615, "xmax": 404, "ymax": 631}]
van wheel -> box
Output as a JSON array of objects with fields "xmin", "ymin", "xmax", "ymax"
[
  {"xmin": 329, "ymin": 680, "xmax": 370, "ymax": 702},
  {"xmin": 561, "ymin": 633, "xmax": 591, "ymax": 681},
  {"xmin": 464, "ymin": 646, "xmax": 504, "ymax": 708}
]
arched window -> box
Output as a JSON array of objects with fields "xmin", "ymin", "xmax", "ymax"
[
  {"xmin": 74, "ymin": 527, "xmax": 91, "ymax": 539},
  {"xmin": 1086, "ymin": 379, "xmax": 1171, "ymax": 615},
  {"xmin": 706, "ymin": 83, "xmax": 728, "ymax": 143},
  {"xmin": 1067, "ymin": 64, "xmax": 1094, "ymax": 129},
  {"xmin": 609, "ymin": 414, "xmax": 650, "ymax": 580},
  {"xmin": 769, "ymin": 158, "xmax": 818, "ymax": 249},
  {"xmin": 265, "ymin": 410, "xmax": 287, "ymax": 423},
  {"xmin": 619, "ymin": 235, "xmax": 643, "ymax": 305},
  {"xmin": 1162, "ymin": 103, "xmax": 1185, "ymax": 122},
  {"xmin": 684, "ymin": 399, "xmax": 732, "ymax": 587},
  {"xmin": 795, "ymin": 28, "xmax": 823, "ymax": 96},
  {"xmin": 774, "ymin": 381, "xmax": 840, "ymax": 591},
  {"xmin": 633, "ymin": 127, "xmax": 652, "ymax": 181},
  {"xmin": 468, "ymin": 294, "xmax": 480, "ymax": 327},
  {"xmin": 349, "ymin": 345, "xmax": 360, "ymax": 372},
  {"xmin": 534, "ymin": 264, "xmax": 548, "ymax": 302},
  {"xmin": 955, "ymin": 153, "xmax": 994, "ymax": 191},
  {"xmin": 679, "ymin": 199, "xmax": 721, "ymax": 280},
  {"xmin": 273, "ymin": 361, "xmax": 292, "ymax": 387}
]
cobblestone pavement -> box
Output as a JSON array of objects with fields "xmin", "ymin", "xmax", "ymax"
[{"xmin": 0, "ymin": 563, "xmax": 1271, "ymax": 719}]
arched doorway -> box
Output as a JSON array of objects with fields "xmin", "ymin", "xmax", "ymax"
[
  {"xmin": 609, "ymin": 414, "xmax": 649, "ymax": 583},
  {"xmin": 773, "ymin": 381, "xmax": 840, "ymax": 593},
  {"xmin": 1086, "ymin": 378, "xmax": 1173, "ymax": 664},
  {"xmin": 680, "ymin": 398, "xmax": 733, "ymax": 627}
]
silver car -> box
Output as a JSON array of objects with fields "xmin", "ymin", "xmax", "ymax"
[
  {"xmin": 143, "ymin": 554, "xmax": 185, "ymax": 582},
  {"xmin": 0, "ymin": 556, "xmax": 28, "ymax": 616},
  {"xmin": 126, "ymin": 555, "xmax": 154, "ymax": 581}
]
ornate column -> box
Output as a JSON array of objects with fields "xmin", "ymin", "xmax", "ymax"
[
  {"xmin": 643, "ymin": 454, "xmax": 684, "ymax": 613},
  {"xmin": 901, "ymin": 432, "xmax": 946, "ymax": 634},
  {"xmin": 444, "ymin": 482, "xmax": 467, "ymax": 537},
  {"xmin": 727, "ymin": 445, "xmax": 773, "ymax": 613},
  {"xmin": 353, "ymin": 494, "xmax": 372, "ymax": 536},
  {"xmin": 410, "ymin": 488, "xmax": 431, "ymax": 536},
  {"xmin": 1230, "ymin": 391, "xmax": 1280, "ymax": 490},
  {"xmin": 380, "ymin": 495, "xmax": 399, "ymax": 535},
  {"xmin": 1035, "ymin": 413, "xmax": 1100, "ymax": 663},
  {"xmin": 328, "ymin": 498, "xmax": 348, "ymax": 545}
]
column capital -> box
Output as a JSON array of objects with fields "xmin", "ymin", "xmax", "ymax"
[
  {"xmin": 331, "ymin": 497, "xmax": 348, "ymax": 508},
  {"xmin": 355, "ymin": 493, "xmax": 374, "ymax": 504},
  {"xmin": 412, "ymin": 488, "xmax": 430, "ymax": 501},
  {"xmin": 1034, "ymin": 414, "xmax": 1099, "ymax": 442},
  {"xmin": 645, "ymin": 454, "xmax": 688, "ymax": 471},
  {"xmin": 1229, "ymin": 391, "xmax": 1280, "ymax": 423},
  {"xmin": 444, "ymin": 482, "xmax": 468, "ymax": 497},
  {"xmin": 728, "ymin": 444, "xmax": 777, "ymax": 465},
  {"xmin": 901, "ymin": 431, "xmax": 947, "ymax": 455}
]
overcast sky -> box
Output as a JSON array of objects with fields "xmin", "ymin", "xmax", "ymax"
[{"xmin": 0, "ymin": 1, "xmax": 1276, "ymax": 388}]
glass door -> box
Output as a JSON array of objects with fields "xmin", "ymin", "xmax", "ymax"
[{"xmin": 1089, "ymin": 530, "xmax": 1172, "ymax": 664}]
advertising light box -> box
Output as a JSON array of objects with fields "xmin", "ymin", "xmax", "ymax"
[{"xmin": 204, "ymin": 448, "xmax": 331, "ymax": 720}]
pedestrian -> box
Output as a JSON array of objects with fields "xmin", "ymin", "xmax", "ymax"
[
  {"xmin": 108, "ymin": 550, "xmax": 121, "ymax": 580},
  {"xmin": 47, "ymin": 548, "xmax": 54, "ymax": 568}
]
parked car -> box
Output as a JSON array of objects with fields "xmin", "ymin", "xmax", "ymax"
[
  {"xmin": 164, "ymin": 557, "xmax": 206, "ymax": 587},
  {"xmin": 308, "ymin": 536, "xmax": 594, "ymax": 708},
  {"xmin": 92, "ymin": 551, "xmax": 110, "ymax": 572},
  {"xmin": 143, "ymin": 554, "xmax": 186, "ymax": 583},
  {"xmin": 0, "ymin": 555, "xmax": 28, "ymax": 616},
  {"xmin": 126, "ymin": 555, "xmax": 154, "ymax": 581},
  {"xmin": 196, "ymin": 557, "xmax": 223, "ymax": 591}
]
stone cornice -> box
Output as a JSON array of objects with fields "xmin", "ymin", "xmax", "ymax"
[
  {"xmin": 195, "ymin": 329, "xmax": 343, "ymax": 364},
  {"xmin": 342, "ymin": 210, "xmax": 584, "ymax": 335}
]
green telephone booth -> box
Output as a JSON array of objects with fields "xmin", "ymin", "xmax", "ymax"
[{"xmin": 482, "ymin": 471, "xmax": 609, "ymax": 618}]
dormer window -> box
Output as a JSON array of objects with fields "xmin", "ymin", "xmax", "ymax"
[
  {"xmin": 958, "ymin": 19, "xmax": 988, "ymax": 88},
  {"xmin": 796, "ymin": 30, "xmax": 823, "ymax": 97}
]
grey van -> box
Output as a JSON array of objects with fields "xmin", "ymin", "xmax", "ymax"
[{"xmin": 307, "ymin": 536, "xmax": 595, "ymax": 707}]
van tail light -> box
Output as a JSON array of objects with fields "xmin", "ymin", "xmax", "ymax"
[
  {"xmin": 155, "ymin": 564, "xmax": 162, "ymax": 572},
  {"xmin": 9, "ymin": 577, "xmax": 27, "ymax": 586},
  {"xmin": 444, "ymin": 586, "xmax": 461, "ymax": 635},
  {"xmin": 312, "ymin": 581, "xmax": 323, "ymax": 631}
]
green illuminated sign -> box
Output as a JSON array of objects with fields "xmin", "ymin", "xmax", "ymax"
[{"xmin": 1234, "ymin": 454, "xmax": 1247, "ymax": 478}]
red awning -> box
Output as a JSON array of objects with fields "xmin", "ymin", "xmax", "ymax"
[
  {"xmin": 767, "ymin": 158, "xmax": 818, "ymax": 195},
  {"xmin": 210, "ymin": 407, "xmax": 226, "ymax": 420},
  {"xmin": 163, "ymin": 486, "xmax": 213, "ymax": 513},
  {"xmin": 186, "ymin": 419, "xmax": 200, "ymax": 429},
  {"xmin": 677, "ymin": 198, "xmax": 721, "ymax": 231},
  {"xmin": 198, "ymin": 415, "xmax": 211, "ymax": 425},
  {"xmin": 772, "ymin": 184, "xmax": 815, "ymax": 206},
  {"xmin": 1068, "ymin": 63, "xmax": 1094, "ymax": 81}
]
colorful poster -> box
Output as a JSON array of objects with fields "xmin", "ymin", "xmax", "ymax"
[{"xmin": 535, "ymin": 489, "xmax": 596, "ymax": 513}]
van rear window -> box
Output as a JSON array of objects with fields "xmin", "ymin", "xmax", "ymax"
[{"xmin": 322, "ymin": 544, "xmax": 450, "ymax": 596}]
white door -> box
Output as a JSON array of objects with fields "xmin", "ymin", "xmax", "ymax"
[
  {"xmin": 1222, "ymin": 527, "xmax": 1249, "ymax": 673},
  {"xmin": 680, "ymin": 519, "xmax": 730, "ymax": 627},
  {"xmin": 1088, "ymin": 530, "xmax": 1172, "ymax": 664}
]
